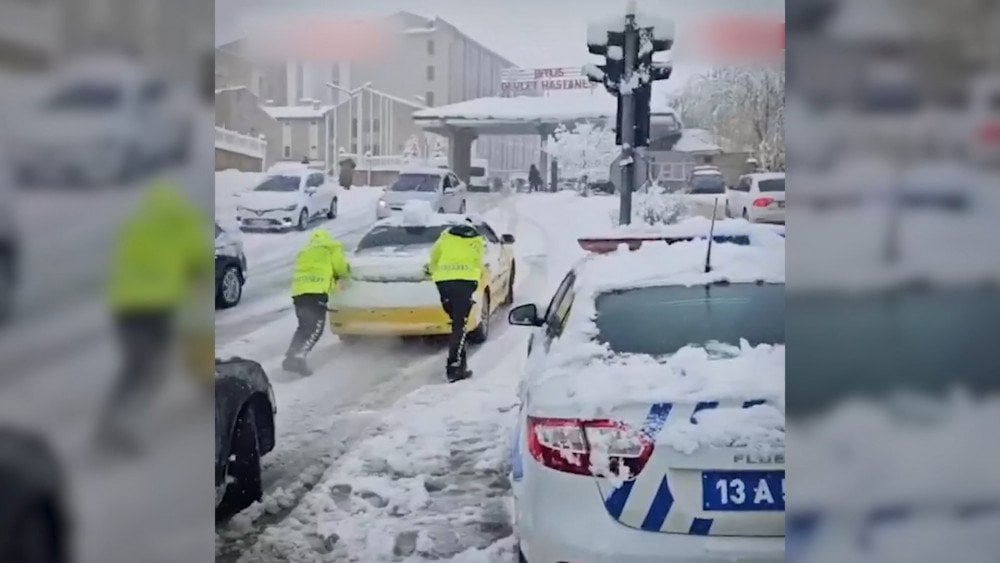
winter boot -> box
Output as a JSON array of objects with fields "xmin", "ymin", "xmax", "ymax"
[{"xmin": 446, "ymin": 362, "xmax": 472, "ymax": 383}]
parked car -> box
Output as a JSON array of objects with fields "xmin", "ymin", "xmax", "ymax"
[
  {"xmin": 215, "ymin": 357, "xmax": 276, "ymax": 520},
  {"xmin": 0, "ymin": 427, "xmax": 69, "ymax": 563},
  {"xmin": 330, "ymin": 202, "xmax": 514, "ymax": 341},
  {"xmin": 727, "ymin": 172, "xmax": 786, "ymax": 224},
  {"xmin": 506, "ymin": 222, "xmax": 785, "ymax": 563},
  {"xmin": 469, "ymin": 158, "xmax": 490, "ymax": 192},
  {"xmin": 10, "ymin": 56, "xmax": 190, "ymax": 186},
  {"xmin": 214, "ymin": 222, "xmax": 247, "ymax": 309},
  {"xmin": 682, "ymin": 170, "xmax": 728, "ymax": 219},
  {"xmin": 376, "ymin": 167, "xmax": 468, "ymax": 220},
  {"xmin": 236, "ymin": 163, "xmax": 339, "ymax": 231}
]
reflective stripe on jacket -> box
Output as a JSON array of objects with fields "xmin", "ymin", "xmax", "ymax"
[{"xmin": 429, "ymin": 227, "xmax": 485, "ymax": 283}]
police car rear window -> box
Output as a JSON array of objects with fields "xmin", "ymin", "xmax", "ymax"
[
  {"xmin": 357, "ymin": 225, "xmax": 448, "ymax": 251},
  {"xmin": 595, "ymin": 282, "xmax": 785, "ymax": 356}
]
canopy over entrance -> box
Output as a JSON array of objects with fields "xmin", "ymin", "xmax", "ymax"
[{"xmin": 412, "ymin": 94, "xmax": 680, "ymax": 182}]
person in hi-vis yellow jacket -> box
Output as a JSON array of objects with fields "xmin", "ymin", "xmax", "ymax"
[
  {"xmin": 427, "ymin": 222, "xmax": 484, "ymax": 382},
  {"xmin": 283, "ymin": 229, "xmax": 350, "ymax": 375},
  {"xmin": 103, "ymin": 179, "xmax": 210, "ymax": 450}
]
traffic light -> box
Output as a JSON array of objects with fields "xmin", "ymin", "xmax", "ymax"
[
  {"xmin": 633, "ymin": 26, "xmax": 673, "ymax": 147},
  {"xmin": 584, "ymin": 31, "xmax": 625, "ymax": 96}
]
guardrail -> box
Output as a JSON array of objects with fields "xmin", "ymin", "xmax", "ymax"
[{"xmin": 215, "ymin": 127, "xmax": 267, "ymax": 160}]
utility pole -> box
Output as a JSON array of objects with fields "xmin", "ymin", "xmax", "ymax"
[
  {"xmin": 585, "ymin": 2, "xmax": 675, "ymax": 225},
  {"xmin": 619, "ymin": 13, "xmax": 638, "ymax": 225}
]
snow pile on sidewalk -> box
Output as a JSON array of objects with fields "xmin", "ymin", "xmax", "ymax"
[{"xmin": 234, "ymin": 351, "xmax": 524, "ymax": 563}]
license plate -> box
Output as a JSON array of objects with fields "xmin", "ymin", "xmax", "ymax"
[
  {"xmin": 702, "ymin": 471, "xmax": 784, "ymax": 511},
  {"xmin": 248, "ymin": 219, "xmax": 271, "ymax": 227}
]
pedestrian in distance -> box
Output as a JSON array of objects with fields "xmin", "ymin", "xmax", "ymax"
[
  {"xmin": 102, "ymin": 179, "xmax": 211, "ymax": 454},
  {"xmin": 284, "ymin": 230, "xmax": 351, "ymax": 376},
  {"xmin": 528, "ymin": 164, "xmax": 543, "ymax": 193},
  {"xmin": 426, "ymin": 221, "xmax": 485, "ymax": 382}
]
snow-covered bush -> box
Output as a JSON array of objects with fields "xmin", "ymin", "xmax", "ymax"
[{"xmin": 634, "ymin": 189, "xmax": 690, "ymax": 225}]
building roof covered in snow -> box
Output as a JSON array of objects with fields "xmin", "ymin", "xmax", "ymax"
[
  {"xmin": 673, "ymin": 128, "xmax": 722, "ymax": 154},
  {"xmin": 263, "ymin": 104, "xmax": 335, "ymax": 120},
  {"xmin": 413, "ymin": 93, "xmax": 676, "ymax": 124}
]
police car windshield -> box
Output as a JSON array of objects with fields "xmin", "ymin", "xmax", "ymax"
[
  {"xmin": 254, "ymin": 175, "xmax": 300, "ymax": 192},
  {"xmin": 391, "ymin": 174, "xmax": 440, "ymax": 193},
  {"xmin": 595, "ymin": 282, "xmax": 784, "ymax": 356},
  {"xmin": 356, "ymin": 225, "xmax": 449, "ymax": 251}
]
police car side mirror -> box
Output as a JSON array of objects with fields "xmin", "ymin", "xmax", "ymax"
[{"xmin": 509, "ymin": 303, "xmax": 542, "ymax": 327}]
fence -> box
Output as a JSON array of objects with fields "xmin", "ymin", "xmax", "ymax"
[{"xmin": 215, "ymin": 127, "xmax": 267, "ymax": 162}]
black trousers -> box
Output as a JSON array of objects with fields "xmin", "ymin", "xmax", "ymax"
[
  {"xmin": 286, "ymin": 294, "xmax": 328, "ymax": 359},
  {"xmin": 436, "ymin": 280, "xmax": 477, "ymax": 371},
  {"xmin": 107, "ymin": 311, "xmax": 173, "ymax": 423}
]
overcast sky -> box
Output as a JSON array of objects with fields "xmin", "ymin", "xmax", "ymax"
[{"xmin": 217, "ymin": 0, "xmax": 783, "ymax": 90}]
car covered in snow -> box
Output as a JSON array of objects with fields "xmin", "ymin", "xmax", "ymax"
[
  {"xmin": 376, "ymin": 167, "xmax": 468, "ymax": 219},
  {"xmin": 214, "ymin": 222, "xmax": 247, "ymax": 309},
  {"xmin": 236, "ymin": 163, "xmax": 339, "ymax": 231},
  {"xmin": 682, "ymin": 169, "xmax": 728, "ymax": 220},
  {"xmin": 726, "ymin": 172, "xmax": 786, "ymax": 224},
  {"xmin": 506, "ymin": 219, "xmax": 785, "ymax": 563},
  {"xmin": 329, "ymin": 202, "xmax": 514, "ymax": 340},
  {"xmin": 215, "ymin": 357, "xmax": 276, "ymax": 520}
]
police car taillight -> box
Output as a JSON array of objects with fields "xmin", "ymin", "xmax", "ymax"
[{"xmin": 527, "ymin": 416, "xmax": 654, "ymax": 478}]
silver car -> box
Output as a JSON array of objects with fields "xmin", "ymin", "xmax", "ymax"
[{"xmin": 377, "ymin": 167, "xmax": 468, "ymax": 219}]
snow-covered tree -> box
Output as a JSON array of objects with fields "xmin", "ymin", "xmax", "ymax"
[
  {"xmin": 543, "ymin": 122, "xmax": 618, "ymax": 182},
  {"xmin": 669, "ymin": 66, "xmax": 785, "ymax": 170}
]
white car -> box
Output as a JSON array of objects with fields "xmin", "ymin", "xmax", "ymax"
[
  {"xmin": 683, "ymin": 171, "xmax": 728, "ymax": 219},
  {"xmin": 469, "ymin": 158, "xmax": 490, "ymax": 192},
  {"xmin": 10, "ymin": 56, "xmax": 190, "ymax": 186},
  {"xmin": 726, "ymin": 172, "xmax": 786, "ymax": 224},
  {"xmin": 507, "ymin": 221, "xmax": 785, "ymax": 563},
  {"xmin": 236, "ymin": 164, "xmax": 339, "ymax": 231},
  {"xmin": 376, "ymin": 167, "xmax": 468, "ymax": 219},
  {"xmin": 214, "ymin": 222, "xmax": 247, "ymax": 308}
]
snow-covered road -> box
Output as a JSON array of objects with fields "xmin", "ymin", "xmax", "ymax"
[{"xmin": 216, "ymin": 191, "xmax": 618, "ymax": 562}]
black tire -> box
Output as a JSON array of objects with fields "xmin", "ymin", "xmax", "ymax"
[
  {"xmin": 296, "ymin": 208, "xmax": 309, "ymax": 231},
  {"xmin": 503, "ymin": 262, "xmax": 515, "ymax": 306},
  {"xmin": 467, "ymin": 290, "xmax": 491, "ymax": 344},
  {"xmin": 216, "ymin": 407, "xmax": 262, "ymax": 521},
  {"xmin": 215, "ymin": 265, "xmax": 243, "ymax": 309},
  {"xmin": 327, "ymin": 197, "xmax": 338, "ymax": 219}
]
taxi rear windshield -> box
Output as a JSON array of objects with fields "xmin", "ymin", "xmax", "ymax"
[
  {"xmin": 595, "ymin": 282, "xmax": 785, "ymax": 356},
  {"xmin": 357, "ymin": 225, "xmax": 448, "ymax": 251}
]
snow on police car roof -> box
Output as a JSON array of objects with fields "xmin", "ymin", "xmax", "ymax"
[
  {"xmin": 378, "ymin": 200, "xmax": 483, "ymax": 229},
  {"xmin": 526, "ymin": 223, "xmax": 785, "ymax": 453}
]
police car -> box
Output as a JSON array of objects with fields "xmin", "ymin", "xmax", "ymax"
[{"xmin": 507, "ymin": 219, "xmax": 785, "ymax": 562}]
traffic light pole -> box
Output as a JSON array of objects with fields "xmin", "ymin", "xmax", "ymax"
[{"xmin": 619, "ymin": 17, "xmax": 637, "ymax": 226}]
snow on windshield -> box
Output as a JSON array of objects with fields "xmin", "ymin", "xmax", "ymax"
[
  {"xmin": 391, "ymin": 174, "xmax": 439, "ymax": 193},
  {"xmin": 400, "ymin": 200, "xmax": 436, "ymax": 226},
  {"xmin": 253, "ymin": 175, "xmax": 300, "ymax": 192},
  {"xmin": 356, "ymin": 224, "xmax": 448, "ymax": 252}
]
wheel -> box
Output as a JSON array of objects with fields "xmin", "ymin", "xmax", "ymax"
[
  {"xmin": 215, "ymin": 265, "xmax": 243, "ymax": 309},
  {"xmin": 327, "ymin": 197, "xmax": 338, "ymax": 219},
  {"xmin": 459, "ymin": 200, "xmax": 467, "ymax": 213},
  {"xmin": 296, "ymin": 208, "xmax": 309, "ymax": 231},
  {"xmin": 216, "ymin": 407, "xmax": 263, "ymax": 521},
  {"xmin": 503, "ymin": 262, "xmax": 515, "ymax": 306},
  {"xmin": 467, "ymin": 290, "xmax": 491, "ymax": 344}
]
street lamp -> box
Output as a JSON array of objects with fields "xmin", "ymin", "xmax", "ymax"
[{"xmin": 326, "ymin": 82, "xmax": 368, "ymax": 165}]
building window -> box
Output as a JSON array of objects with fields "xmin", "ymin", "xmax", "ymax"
[
  {"xmin": 427, "ymin": 40, "xmax": 435, "ymax": 55},
  {"xmin": 284, "ymin": 146, "xmax": 291, "ymax": 158},
  {"xmin": 426, "ymin": 65, "xmax": 435, "ymax": 81},
  {"xmin": 425, "ymin": 91, "xmax": 434, "ymax": 107}
]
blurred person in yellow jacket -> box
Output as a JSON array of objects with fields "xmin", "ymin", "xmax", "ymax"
[
  {"xmin": 284, "ymin": 229, "xmax": 350, "ymax": 376},
  {"xmin": 102, "ymin": 179, "xmax": 210, "ymax": 450},
  {"xmin": 427, "ymin": 222, "xmax": 485, "ymax": 382}
]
